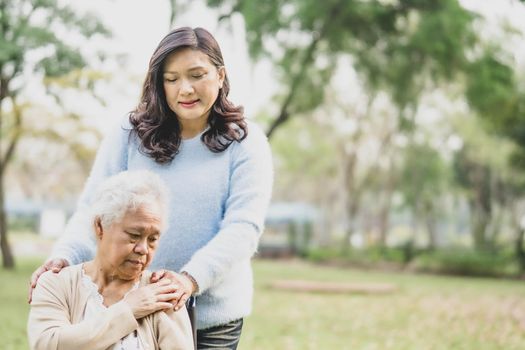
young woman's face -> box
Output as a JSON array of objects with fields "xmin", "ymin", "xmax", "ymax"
[
  {"xmin": 96, "ymin": 204, "xmax": 162, "ymax": 281},
  {"xmin": 162, "ymin": 48, "xmax": 225, "ymax": 129}
]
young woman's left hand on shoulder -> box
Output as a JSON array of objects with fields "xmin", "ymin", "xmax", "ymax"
[{"xmin": 150, "ymin": 270, "xmax": 195, "ymax": 311}]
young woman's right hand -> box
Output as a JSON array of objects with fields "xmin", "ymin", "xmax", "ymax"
[
  {"xmin": 123, "ymin": 278, "xmax": 180, "ymax": 319},
  {"xmin": 28, "ymin": 258, "xmax": 69, "ymax": 303}
]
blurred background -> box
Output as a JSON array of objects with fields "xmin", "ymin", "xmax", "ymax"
[{"xmin": 2, "ymin": 0, "xmax": 525, "ymax": 349}]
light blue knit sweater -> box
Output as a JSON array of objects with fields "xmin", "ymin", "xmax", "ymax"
[{"xmin": 50, "ymin": 116, "xmax": 273, "ymax": 329}]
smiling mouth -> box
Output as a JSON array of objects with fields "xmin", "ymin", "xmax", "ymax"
[{"xmin": 179, "ymin": 100, "xmax": 199, "ymax": 108}]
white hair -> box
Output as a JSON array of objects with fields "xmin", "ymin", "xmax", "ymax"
[{"xmin": 90, "ymin": 170, "xmax": 169, "ymax": 231}]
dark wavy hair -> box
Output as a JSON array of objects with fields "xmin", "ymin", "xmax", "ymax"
[{"xmin": 129, "ymin": 27, "xmax": 247, "ymax": 164}]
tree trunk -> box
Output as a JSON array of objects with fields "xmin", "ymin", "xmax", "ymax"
[
  {"xmin": 378, "ymin": 173, "xmax": 395, "ymax": 248},
  {"xmin": 0, "ymin": 175, "xmax": 14, "ymax": 269},
  {"xmin": 423, "ymin": 201, "xmax": 437, "ymax": 250},
  {"xmin": 515, "ymin": 227, "xmax": 525, "ymax": 273},
  {"xmin": 470, "ymin": 203, "xmax": 490, "ymax": 251},
  {"xmin": 0, "ymin": 92, "xmax": 20, "ymax": 269},
  {"xmin": 342, "ymin": 151, "xmax": 361, "ymax": 253}
]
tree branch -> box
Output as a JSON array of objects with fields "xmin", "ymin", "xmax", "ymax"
[
  {"xmin": 265, "ymin": 0, "xmax": 344, "ymax": 138},
  {"xmin": 0, "ymin": 97, "xmax": 22, "ymax": 177}
]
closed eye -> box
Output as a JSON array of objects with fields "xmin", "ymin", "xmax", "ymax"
[{"xmin": 126, "ymin": 232, "xmax": 141, "ymax": 241}]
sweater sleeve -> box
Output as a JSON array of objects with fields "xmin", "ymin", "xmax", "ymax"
[
  {"xmin": 27, "ymin": 271, "xmax": 138, "ymax": 350},
  {"xmin": 49, "ymin": 118, "xmax": 130, "ymax": 265},
  {"xmin": 182, "ymin": 123, "xmax": 273, "ymax": 292},
  {"xmin": 154, "ymin": 308, "xmax": 194, "ymax": 350}
]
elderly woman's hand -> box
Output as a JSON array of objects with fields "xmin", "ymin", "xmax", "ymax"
[
  {"xmin": 124, "ymin": 278, "xmax": 181, "ymax": 319},
  {"xmin": 150, "ymin": 270, "xmax": 197, "ymax": 311},
  {"xmin": 28, "ymin": 258, "xmax": 69, "ymax": 303}
]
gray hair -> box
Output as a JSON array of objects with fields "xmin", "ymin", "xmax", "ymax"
[{"xmin": 90, "ymin": 170, "xmax": 169, "ymax": 231}]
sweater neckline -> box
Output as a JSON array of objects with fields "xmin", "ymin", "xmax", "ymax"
[{"xmin": 181, "ymin": 126, "xmax": 209, "ymax": 143}]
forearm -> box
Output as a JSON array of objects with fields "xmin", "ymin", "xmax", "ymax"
[
  {"xmin": 49, "ymin": 210, "xmax": 95, "ymax": 265},
  {"xmin": 29, "ymin": 300, "xmax": 137, "ymax": 350},
  {"xmin": 182, "ymin": 222, "xmax": 259, "ymax": 293}
]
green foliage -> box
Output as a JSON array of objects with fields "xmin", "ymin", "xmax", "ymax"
[
  {"xmin": 0, "ymin": 0, "xmax": 110, "ymax": 78},
  {"xmin": 198, "ymin": 0, "xmax": 482, "ymax": 133},
  {"xmin": 410, "ymin": 248, "xmax": 519, "ymax": 277},
  {"xmin": 307, "ymin": 246, "xmax": 408, "ymax": 266},
  {"xmin": 466, "ymin": 54, "xmax": 516, "ymax": 122},
  {"xmin": 307, "ymin": 245, "xmax": 521, "ymax": 278},
  {"xmin": 466, "ymin": 52, "xmax": 525, "ymax": 169},
  {"xmin": 0, "ymin": 0, "xmax": 111, "ymax": 268},
  {"xmin": 269, "ymin": 115, "xmax": 338, "ymax": 178},
  {"xmin": 399, "ymin": 142, "xmax": 449, "ymax": 210}
]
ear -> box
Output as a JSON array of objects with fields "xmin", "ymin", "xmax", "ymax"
[
  {"xmin": 217, "ymin": 66, "xmax": 225, "ymax": 89},
  {"xmin": 94, "ymin": 217, "xmax": 104, "ymax": 240}
]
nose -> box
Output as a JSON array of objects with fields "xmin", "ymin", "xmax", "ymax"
[
  {"xmin": 180, "ymin": 79, "xmax": 194, "ymax": 95},
  {"xmin": 134, "ymin": 239, "xmax": 148, "ymax": 255}
]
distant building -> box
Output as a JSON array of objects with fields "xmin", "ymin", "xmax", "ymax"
[{"xmin": 260, "ymin": 202, "xmax": 320, "ymax": 257}]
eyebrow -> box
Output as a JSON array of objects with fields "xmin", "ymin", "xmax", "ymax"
[
  {"xmin": 163, "ymin": 66, "xmax": 207, "ymax": 75},
  {"xmin": 127, "ymin": 225, "xmax": 160, "ymax": 233}
]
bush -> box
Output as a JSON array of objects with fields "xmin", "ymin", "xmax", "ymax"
[
  {"xmin": 409, "ymin": 249, "xmax": 519, "ymax": 277},
  {"xmin": 306, "ymin": 246, "xmax": 408, "ymax": 267}
]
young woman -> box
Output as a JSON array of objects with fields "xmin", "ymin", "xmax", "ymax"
[{"xmin": 30, "ymin": 27, "xmax": 273, "ymax": 350}]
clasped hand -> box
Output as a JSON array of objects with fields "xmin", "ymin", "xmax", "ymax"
[{"xmin": 150, "ymin": 270, "xmax": 195, "ymax": 311}]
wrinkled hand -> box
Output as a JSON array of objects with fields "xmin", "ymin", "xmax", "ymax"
[
  {"xmin": 124, "ymin": 278, "xmax": 180, "ymax": 319},
  {"xmin": 150, "ymin": 270, "xmax": 195, "ymax": 311},
  {"xmin": 28, "ymin": 258, "xmax": 69, "ymax": 303}
]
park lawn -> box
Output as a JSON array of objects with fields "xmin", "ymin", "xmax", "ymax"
[{"xmin": 1, "ymin": 258, "xmax": 525, "ymax": 350}]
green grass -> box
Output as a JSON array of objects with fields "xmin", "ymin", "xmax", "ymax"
[
  {"xmin": 2, "ymin": 257, "xmax": 525, "ymax": 349},
  {"xmin": 240, "ymin": 259, "xmax": 525, "ymax": 350},
  {"xmin": 0, "ymin": 257, "xmax": 42, "ymax": 350}
]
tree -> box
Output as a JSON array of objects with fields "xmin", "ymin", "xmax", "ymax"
[
  {"xmin": 399, "ymin": 142, "xmax": 449, "ymax": 249},
  {"xmin": 0, "ymin": 0, "xmax": 110, "ymax": 268},
  {"xmin": 169, "ymin": 0, "xmax": 479, "ymax": 138}
]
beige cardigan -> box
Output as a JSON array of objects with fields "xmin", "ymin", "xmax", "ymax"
[{"xmin": 28, "ymin": 265, "xmax": 193, "ymax": 350}]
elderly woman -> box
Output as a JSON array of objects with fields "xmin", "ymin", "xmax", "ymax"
[{"xmin": 27, "ymin": 170, "xmax": 193, "ymax": 350}]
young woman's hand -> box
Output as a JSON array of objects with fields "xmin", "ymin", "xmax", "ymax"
[
  {"xmin": 28, "ymin": 258, "xmax": 69, "ymax": 303},
  {"xmin": 123, "ymin": 278, "xmax": 180, "ymax": 319},
  {"xmin": 150, "ymin": 270, "xmax": 196, "ymax": 311}
]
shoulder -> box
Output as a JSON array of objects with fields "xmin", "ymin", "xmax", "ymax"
[
  {"xmin": 39, "ymin": 265, "xmax": 80, "ymax": 284},
  {"xmin": 244, "ymin": 120, "xmax": 268, "ymax": 145},
  {"xmin": 232, "ymin": 120, "xmax": 270, "ymax": 155},
  {"xmin": 35, "ymin": 265, "xmax": 82, "ymax": 296},
  {"xmin": 110, "ymin": 114, "xmax": 133, "ymax": 137}
]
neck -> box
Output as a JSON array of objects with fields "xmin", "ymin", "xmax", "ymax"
[
  {"xmin": 179, "ymin": 116, "xmax": 208, "ymax": 139},
  {"xmin": 84, "ymin": 259, "xmax": 138, "ymax": 291}
]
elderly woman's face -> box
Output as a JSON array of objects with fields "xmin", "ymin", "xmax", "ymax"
[{"xmin": 95, "ymin": 204, "xmax": 162, "ymax": 280}]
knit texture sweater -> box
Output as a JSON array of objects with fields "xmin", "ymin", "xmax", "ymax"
[{"xmin": 50, "ymin": 116, "xmax": 274, "ymax": 329}]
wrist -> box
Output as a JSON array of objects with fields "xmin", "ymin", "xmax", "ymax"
[{"xmin": 181, "ymin": 271, "xmax": 199, "ymax": 295}]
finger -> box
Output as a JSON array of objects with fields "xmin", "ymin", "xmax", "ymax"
[
  {"xmin": 154, "ymin": 283, "xmax": 181, "ymax": 295},
  {"xmin": 150, "ymin": 270, "xmax": 166, "ymax": 283},
  {"xmin": 30, "ymin": 266, "xmax": 47, "ymax": 288},
  {"xmin": 28, "ymin": 265, "xmax": 49, "ymax": 303},
  {"xmin": 175, "ymin": 292, "xmax": 190, "ymax": 311},
  {"xmin": 157, "ymin": 291, "xmax": 183, "ymax": 303},
  {"xmin": 50, "ymin": 261, "xmax": 64, "ymax": 273},
  {"xmin": 153, "ymin": 278, "xmax": 173, "ymax": 287},
  {"xmin": 27, "ymin": 283, "xmax": 34, "ymax": 304},
  {"xmin": 154, "ymin": 301, "xmax": 176, "ymax": 312}
]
